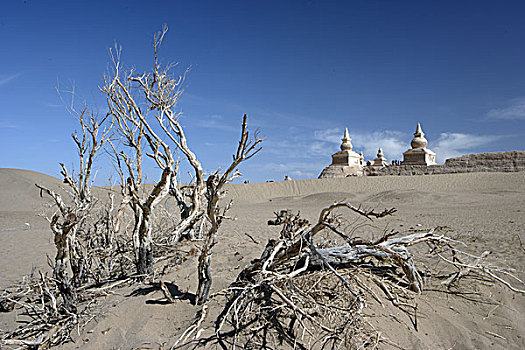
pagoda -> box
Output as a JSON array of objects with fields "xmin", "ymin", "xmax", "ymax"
[
  {"xmin": 402, "ymin": 123, "xmax": 436, "ymax": 165},
  {"xmin": 371, "ymin": 148, "xmax": 389, "ymax": 167},
  {"xmin": 318, "ymin": 128, "xmax": 363, "ymax": 178}
]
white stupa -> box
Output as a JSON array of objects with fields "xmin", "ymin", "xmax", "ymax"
[
  {"xmin": 318, "ymin": 128, "xmax": 364, "ymax": 178},
  {"xmin": 371, "ymin": 148, "xmax": 389, "ymax": 167},
  {"xmin": 402, "ymin": 123, "xmax": 436, "ymax": 165}
]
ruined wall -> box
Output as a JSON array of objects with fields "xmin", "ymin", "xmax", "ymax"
[
  {"xmin": 364, "ymin": 151, "xmax": 525, "ymax": 176},
  {"xmin": 443, "ymin": 151, "xmax": 525, "ymax": 169},
  {"xmin": 319, "ymin": 164, "xmax": 364, "ymax": 178}
]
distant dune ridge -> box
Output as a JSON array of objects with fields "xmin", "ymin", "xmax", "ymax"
[
  {"xmin": 1, "ymin": 167, "xmax": 525, "ymax": 349},
  {"xmin": 0, "ymin": 168, "xmax": 62, "ymax": 212}
]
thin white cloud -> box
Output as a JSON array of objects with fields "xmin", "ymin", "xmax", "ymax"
[
  {"xmin": 263, "ymin": 132, "xmax": 329, "ymax": 159},
  {"xmin": 314, "ymin": 128, "xmax": 408, "ymax": 162},
  {"xmin": 352, "ymin": 130, "xmax": 407, "ymax": 162},
  {"xmin": 0, "ymin": 73, "xmax": 22, "ymax": 86},
  {"xmin": 308, "ymin": 141, "xmax": 334, "ymax": 157},
  {"xmin": 288, "ymin": 170, "xmax": 317, "ymax": 178},
  {"xmin": 229, "ymin": 103, "xmax": 318, "ymax": 129},
  {"xmin": 433, "ymin": 132, "xmax": 501, "ymax": 163},
  {"xmin": 264, "ymin": 161, "xmax": 325, "ymax": 179},
  {"xmin": 0, "ymin": 120, "xmax": 19, "ymax": 129},
  {"xmin": 314, "ymin": 128, "xmax": 341, "ymax": 144},
  {"xmin": 183, "ymin": 93, "xmax": 306, "ymax": 129},
  {"xmin": 195, "ymin": 114, "xmax": 238, "ymax": 132},
  {"xmin": 46, "ymin": 103, "xmax": 63, "ymax": 108},
  {"xmin": 486, "ymin": 97, "xmax": 525, "ymax": 121}
]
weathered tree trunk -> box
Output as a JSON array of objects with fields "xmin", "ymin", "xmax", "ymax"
[
  {"xmin": 131, "ymin": 204, "xmax": 143, "ymax": 263},
  {"xmin": 196, "ymin": 224, "xmax": 218, "ymax": 304},
  {"xmin": 196, "ymin": 175, "xmax": 221, "ymax": 305},
  {"xmin": 196, "ymin": 246, "xmax": 213, "ymax": 305},
  {"xmin": 170, "ymin": 176, "xmax": 192, "ymax": 221},
  {"xmin": 136, "ymin": 209, "xmax": 154, "ymax": 275},
  {"xmin": 134, "ymin": 167, "xmax": 172, "ymax": 276},
  {"xmin": 52, "ymin": 216, "xmax": 77, "ymax": 312},
  {"xmin": 69, "ymin": 244, "xmax": 86, "ymax": 287},
  {"xmin": 55, "ymin": 266, "xmax": 77, "ymax": 313}
]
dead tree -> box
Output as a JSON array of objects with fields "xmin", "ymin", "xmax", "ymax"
[
  {"xmin": 196, "ymin": 114, "xmax": 262, "ymax": 305},
  {"xmin": 3, "ymin": 26, "xmax": 262, "ymax": 348},
  {"xmin": 36, "ymin": 108, "xmax": 110, "ymax": 312},
  {"xmin": 103, "ymin": 25, "xmax": 212, "ymax": 275},
  {"xmin": 104, "ymin": 25, "xmax": 263, "ymax": 280}
]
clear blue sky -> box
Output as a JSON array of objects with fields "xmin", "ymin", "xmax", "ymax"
[{"xmin": 1, "ymin": 0, "xmax": 525, "ymax": 183}]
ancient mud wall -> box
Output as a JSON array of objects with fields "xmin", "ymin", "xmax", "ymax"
[{"xmin": 364, "ymin": 151, "xmax": 525, "ymax": 176}]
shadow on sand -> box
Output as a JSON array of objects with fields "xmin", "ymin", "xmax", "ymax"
[{"xmin": 128, "ymin": 282, "xmax": 196, "ymax": 305}]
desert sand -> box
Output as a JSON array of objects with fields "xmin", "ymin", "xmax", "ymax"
[{"xmin": 1, "ymin": 168, "xmax": 524, "ymax": 349}]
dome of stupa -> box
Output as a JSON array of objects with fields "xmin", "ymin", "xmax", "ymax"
[{"xmin": 410, "ymin": 123, "xmax": 428, "ymax": 149}]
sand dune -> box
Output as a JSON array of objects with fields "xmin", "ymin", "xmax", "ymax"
[
  {"xmin": 226, "ymin": 172, "xmax": 524, "ymax": 202},
  {"xmin": 1, "ymin": 169, "xmax": 524, "ymax": 349},
  {"xmin": 0, "ymin": 169, "xmax": 64, "ymax": 289},
  {"xmin": 0, "ymin": 168, "xmax": 62, "ymax": 212}
]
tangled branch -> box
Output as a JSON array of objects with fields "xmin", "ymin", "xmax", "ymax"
[{"xmin": 176, "ymin": 203, "xmax": 525, "ymax": 349}]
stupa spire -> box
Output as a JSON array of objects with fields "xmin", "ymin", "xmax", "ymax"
[
  {"xmin": 343, "ymin": 128, "xmax": 350, "ymax": 140},
  {"xmin": 340, "ymin": 128, "xmax": 353, "ymax": 151},
  {"xmin": 410, "ymin": 122, "xmax": 428, "ymax": 149},
  {"xmin": 415, "ymin": 122, "xmax": 424, "ymax": 137}
]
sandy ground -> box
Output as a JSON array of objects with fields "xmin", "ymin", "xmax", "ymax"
[{"xmin": 1, "ymin": 169, "xmax": 524, "ymax": 349}]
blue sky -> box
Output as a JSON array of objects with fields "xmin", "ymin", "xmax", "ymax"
[{"xmin": 1, "ymin": 0, "xmax": 525, "ymax": 183}]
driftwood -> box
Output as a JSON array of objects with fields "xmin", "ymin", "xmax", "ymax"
[
  {"xmin": 0, "ymin": 272, "xmax": 133, "ymax": 349},
  {"xmin": 173, "ymin": 203, "xmax": 525, "ymax": 349}
]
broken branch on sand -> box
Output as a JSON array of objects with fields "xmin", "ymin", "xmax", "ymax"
[{"xmin": 171, "ymin": 202, "xmax": 525, "ymax": 349}]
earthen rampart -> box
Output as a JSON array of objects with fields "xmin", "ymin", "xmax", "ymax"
[{"xmin": 364, "ymin": 151, "xmax": 525, "ymax": 176}]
